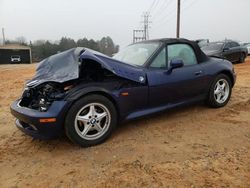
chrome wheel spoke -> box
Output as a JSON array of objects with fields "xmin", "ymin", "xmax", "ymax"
[
  {"xmin": 214, "ymin": 83, "xmax": 220, "ymax": 94},
  {"xmin": 77, "ymin": 115, "xmax": 89, "ymax": 124},
  {"xmin": 96, "ymin": 112, "xmax": 107, "ymax": 121},
  {"xmin": 94, "ymin": 123, "xmax": 103, "ymax": 132},
  {"xmin": 81, "ymin": 124, "xmax": 92, "ymax": 136},
  {"xmin": 215, "ymin": 83, "xmax": 219, "ymax": 90},
  {"xmin": 217, "ymin": 93, "xmax": 222, "ymax": 100},
  {"xmin": 89, "ymin": 105, "xmax": 96, "ymax": 116},
  {"xmin": 220, "ymin": 83, "xmax": 226, "ymax": 89},
  {"xmin": 214, "ymin": 88, "xmax": 220, "ymax": 95}
]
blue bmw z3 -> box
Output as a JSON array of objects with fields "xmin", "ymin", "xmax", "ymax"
[{"xmin": 10, "ymin": 38, "xmax": 236, "ymax": 147}]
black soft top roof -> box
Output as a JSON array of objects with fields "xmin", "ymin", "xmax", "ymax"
[{"xmin": 135, "ymin": 38, "xmax": 209, "ymax": 62}]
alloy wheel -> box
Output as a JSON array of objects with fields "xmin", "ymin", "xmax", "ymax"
[
  {"xmin": 74, "ymin": 103, "xmax": 111, "ymax": 140},
  {"xmin": 214, "ymin": 78, "xmax": 230, "ymax": 104}
]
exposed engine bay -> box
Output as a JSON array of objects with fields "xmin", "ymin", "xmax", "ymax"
[{"xmin": 19, "ymin": 82, "xmax": 68, "ymax": 112}]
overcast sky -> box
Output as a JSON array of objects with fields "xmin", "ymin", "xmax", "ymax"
[{"xmin": 0, "ymin": 0, "xmax": 250, "ymax": 47}]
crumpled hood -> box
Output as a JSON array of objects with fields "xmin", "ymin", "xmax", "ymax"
[
  {"xmin": 27, "ymin": 47, "xmax": 146, "ymax": 87},
  {"xmin": 79, "ymin": 50, "xmax": 146, "ymax": 84}
]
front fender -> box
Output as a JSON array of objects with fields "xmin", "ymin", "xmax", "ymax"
[
  {"xmin": 64, "ymin": 82, "xmax": 121, "ymax": 117},
  {"xmin": 65, "ymin": 83, "xmax": 119, "ymax": 103},
  {"xmin": 64, "ymin": 82, "xmax": 148, "ymax": 121}
]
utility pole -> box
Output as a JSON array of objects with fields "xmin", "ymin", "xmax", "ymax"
[
  {"xmin": 142, "ymin": 12, "xmax": 150, "ymax": 40},
  {"xmin": 132, "ymin": 12, "xmax": 151, "ymax": 43},
  {"xmin": 176, "ymin": 0, "xmax": 181, "ymax": 38},
  {"xmin": 133, "ymin": 29, "xmax": 145, "ymax": 43},
  {"xmin": 2, "ymin": 28, "xmax": 6, "ymax": 45}
]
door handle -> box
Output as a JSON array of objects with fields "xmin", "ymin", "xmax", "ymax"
[{"xmin": 195, "ymin": 70, "xmax": 203, "ymax": 76}]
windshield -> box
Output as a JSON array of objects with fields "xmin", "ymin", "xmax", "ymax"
[
  {"xmin": 113, "ymin": 42, "xmax": 161, "ymax": 66},
  {"xmin": 202, "ymin": 43, "xmax": 223, "ymax": 51}
]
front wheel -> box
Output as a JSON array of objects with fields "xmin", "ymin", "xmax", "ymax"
[
  {"xmin": 65, "ymin": 95, "xmax": 117, "ymax": 147},
  {"xmin": 207, "ymin": 74, "xmax": 232, "ymax": 108}
]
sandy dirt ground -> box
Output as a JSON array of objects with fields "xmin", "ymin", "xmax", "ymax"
[{"xmin": 0, "ymin": 58, "xmax": 250, "ymax": 188}]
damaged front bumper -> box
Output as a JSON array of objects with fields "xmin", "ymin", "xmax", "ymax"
[{"xmin": 10, "ymin": 99, "xmax": 71, "ymax": 139}]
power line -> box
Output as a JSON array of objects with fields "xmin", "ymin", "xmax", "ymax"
[
  {"xmin": 182, "ymin": 0, "xmax": 188, "ymax": 5},
  {"xmin": 152, "ymin": 0, "xmax": 198, "ymax": 30},
  {"xmin": 152, "ymin": 1, "xmax": 176, "ymax": 26},
  {"xmin": 136, "ymin": 0, "xmax": 198, "ymax": 41},
  {"xmin": 149, "ymin": 0, "xmax": 161, "ymax": 14},
  {"xmin": 151, "ymin": 0, "xmax": 171, "ymax": 20},
  {"xmin": 148, "ymin": 0, "xmax": 158, "ymax": 12},
  {"xmin": 152, "ymin": 10, "xmax": 175, "ymax": 29},
  {"xmin": 182, "ymin": 0, "xmax": 199, "ymax": 12}
]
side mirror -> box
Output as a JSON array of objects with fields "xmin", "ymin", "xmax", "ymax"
[
  {"xmin": 223, "ymin": 47, "xmax": 230, "ymax": 52},
  {"xmin": 170, "ymin": 59, "xmax": 184, "ymax": 69}
]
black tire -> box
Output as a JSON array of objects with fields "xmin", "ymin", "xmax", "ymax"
[
  {"xmin": 239, "ymin": 53, "xmax": 246, "ymax": 63},
  {"xmin": 207, "ymin": 74, "xmax": 232, "ymax": 108},
  {"xmin": 65, "ymin": 94, "xmax": 117, "ymax": 147}
]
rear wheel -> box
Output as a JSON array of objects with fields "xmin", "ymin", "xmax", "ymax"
[
  {"xmin": 239, "ymin": 53, "xmax": 246, "ymax": 63},
  {"xmin": 65, "ymin": 95, "xmax": 117, "ymax": 147},
  {"xmin": 207, "ymin": 74, "xmax": 232, "ymax": 108}
]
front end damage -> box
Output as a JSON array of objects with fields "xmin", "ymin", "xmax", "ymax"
[
  {"xmin": 10, "ymin": 82, "xmax": 73, "ymax": 139},
  {"xmin": 10, "ymin": 47, "xmax": 146, "ymax": 139}
]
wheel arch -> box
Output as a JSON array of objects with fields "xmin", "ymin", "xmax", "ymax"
[
  {"xmin": 217, "ymin": 70, "xmax": 235, "ymax": 87},
  {"xmin": 65, "ymin": 89, "xmax": 120, "ymax": 122},
  {"xmin": 242, "ymin": 51, "xmax": 247, "ymax": 59}
]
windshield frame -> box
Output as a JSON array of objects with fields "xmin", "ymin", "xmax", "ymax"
[{"xmin": 113, "ymin": 41, "xmax": 163, "ymax": 68}]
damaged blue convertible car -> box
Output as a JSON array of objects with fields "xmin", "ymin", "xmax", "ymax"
[{"xmin": 11, "ymin": 38, "xmax": 236, "ymax": 147}]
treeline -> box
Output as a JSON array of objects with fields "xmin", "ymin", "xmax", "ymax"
[{"xmin": 6, "ymin": 36, "xmax": 119, "ymax": 61}]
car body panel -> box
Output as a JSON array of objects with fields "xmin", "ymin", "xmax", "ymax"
[
  {"xmin": 65, "ymin": 81, "xmax": 149, "ymax": 121},
  {"xmin": 27, "ymin": 48, "xmax": 81, "ymax": 86},
  {"xmin": 147, "ymin": 64, "xmax": 207, "ymax": 107},
  {"xmin": 10, "ymin": 100, "xmax": 72, "ymax": 138},
  {"xmin": 222, "ymin": 42, "xmax": 241, "ymax": 62}
]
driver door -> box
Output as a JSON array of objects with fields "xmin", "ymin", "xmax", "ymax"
[{"xmin": 147, "ymin": 43, "xmax": 207, "ymax": 107}]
